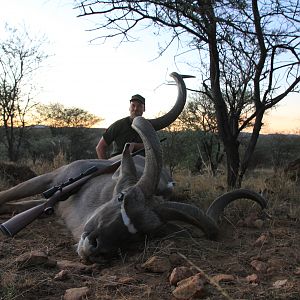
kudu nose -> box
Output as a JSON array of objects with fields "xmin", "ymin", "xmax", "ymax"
[
  {"xmin": 86, "ymin": 233, "xmax": 112, "ymax": 256},
  {"xmin": 87, "ymin": 234, "xmax": 101, "ymax": 254}
]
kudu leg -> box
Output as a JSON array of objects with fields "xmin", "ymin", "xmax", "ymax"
[
  {"xmin": 0, "ymin": 173, "xmax": 54, "ymax": 205},
  {"xmin": 0, "ymin": 199, "xmax": 47, "ymax": 215}
]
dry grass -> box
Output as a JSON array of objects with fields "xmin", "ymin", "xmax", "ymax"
[
  {"xmin": 21, "ymin": 150, "xmax": 68, "ymax": 176},
  {"xmin": 173, "ymin": 167, "xmax": 300, "ymax": 224},
  {"xmin": 172, "ymin": 170, "xmax": 227, "ymax": 209}
]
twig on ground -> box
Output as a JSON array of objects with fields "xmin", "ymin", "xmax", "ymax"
[{"xmin": 177, "ymin": 252, "xmax": 233, "ymax": 300}]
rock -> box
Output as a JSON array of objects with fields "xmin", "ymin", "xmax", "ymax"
[
  {"xmin": 172, "ymin": 274, "xmax": 205, "ymax": 299},
  {"xmin": 246, "ymin": 273, "xmax": 259, "ymax": 284},
  {"xmin": 15, "ymin": 250, "xmax": 56, "ymax": 269},
  {"xmin": 63, "ymin": 286, "xmax": 90, "ymax": 300},
  {"xmin": 169, "ymin": 266, "xmax": 194, "ymax": 286},
  {"xmin": 117, "ymin": 276, "xmax": 137, "ymax": 284},
  {"xmin": 253, "ymin": 233, "xmax": 269, "ymax": 246},
  {"xmin": 141, "ymin": 256, "xmax": 171, "ymax": 273},
  {"xmin": 54, "ymin": 270, "xmax": 70, "ymax": 281},
  {"xmin": 253, "ymin": 219, "xmax": 264, "ymax": 229},
  {"xmin": 273, "ymin": 279, "xmax": 288, "ymax": 289},
  {"xmin": 57, "ymin": 260, "xmax": 92, "ymax": 273},
  {"xmin": 250, "ymin": 260, "xmax": 267, "ymax": 272},
  {"xmin": 211, "ymin": 274, "xmax": 235, "ymax": 283}
]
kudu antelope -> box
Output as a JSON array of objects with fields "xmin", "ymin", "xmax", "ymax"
[{"xmin": 0, "ymin": 73, "xmax": 267, "ymax": 262}]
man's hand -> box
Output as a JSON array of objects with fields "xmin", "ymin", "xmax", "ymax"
[
  {"xmin": 129, "ymin": 142, "xmax": 144, "ymax": 153},
  {"xmin": 128, "ymin": 143, "xmax": 135, "ymax": 153}
]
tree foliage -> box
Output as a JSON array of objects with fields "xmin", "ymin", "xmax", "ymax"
[
  {"xmin": 35, "ymin": 103, "xmax": 104, "ymax": 161},
  {"xmin": 0, "ymin": 24, "xmax": 48, "ymax": 161},
  {"xmin": 179, "ymin": 93, "xmax": 224, "ymax": 175},
  {"xmin": 36, "ymin": 102, "xmax": 103, "ymax": 128},
  {"xmin": 75, "ymin": 0, "xmax": 300, "ymax": 188}
]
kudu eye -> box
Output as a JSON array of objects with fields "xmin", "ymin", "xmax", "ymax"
[{"xmin": 117, "ymin": 192, "xmax": 125, "ymax": 202}]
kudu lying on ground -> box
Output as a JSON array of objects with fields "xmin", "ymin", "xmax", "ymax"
[{"xmin": 0, "ymin": 73, "xmax": 267, "ymax": 262}]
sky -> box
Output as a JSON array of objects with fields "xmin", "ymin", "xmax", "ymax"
[{"xmin": 0, "ymin": 0, "xmax": 299, "ymax": 134}]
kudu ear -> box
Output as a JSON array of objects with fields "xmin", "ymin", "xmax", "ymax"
[
  {"xmin": 114, "ymin": 143, "xmax": 138, "ymax": 194},
  {"xmin": 122, "ymin": 189, "xmax": 163, "ymax": 234}
]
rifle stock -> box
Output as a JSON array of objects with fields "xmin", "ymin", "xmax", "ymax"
[{"xmin": 0, "ymin": 145, "xmax": 148, "ymax": 237}]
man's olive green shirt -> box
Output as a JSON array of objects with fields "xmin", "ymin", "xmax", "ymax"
[{"xmin": 102, "ymin": 116, "xmax": 142, "ymax": 157}]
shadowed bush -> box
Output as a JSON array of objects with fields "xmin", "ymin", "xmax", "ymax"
[{"xmin": 0, "ymin": 162, "xmax": 37, "ymax": 185}]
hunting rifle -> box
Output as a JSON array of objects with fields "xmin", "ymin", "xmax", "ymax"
[{"xmin": 0, "ymin": 140, "xmax": 165, "ymax": 237}]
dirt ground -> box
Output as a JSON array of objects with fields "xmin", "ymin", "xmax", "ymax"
[{"xmin": 0, "ymin": 195, "xmax": 299, "ymax": 300}]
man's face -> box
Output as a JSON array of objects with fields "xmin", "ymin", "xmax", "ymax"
[{"xmin": 129, "ymin": 100, "xmax": 145, "ymax": 119}]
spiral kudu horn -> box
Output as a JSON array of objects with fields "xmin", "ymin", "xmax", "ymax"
[
  {"xmin": 152, "ymin": 189, "xmax": 267, "ymax": 240},
  {"xmin": 131, "ymin": 116, "xmax": 162, "ymax": 200},
  {"xmin": 206, "ymin": 188, "xmax": 268, "ymax": 223},
  {"xmin": 148, "ymin": 72, "xmax": 193, "ymax": 131}
]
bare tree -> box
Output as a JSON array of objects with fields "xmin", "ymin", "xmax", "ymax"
[
  {"xmin": 75, "ymin": 0, "xmax": 300, "ymax": 188},
  {"xmin": 0, "ymin": 24, "xmax": 48, "ymax": 161}
]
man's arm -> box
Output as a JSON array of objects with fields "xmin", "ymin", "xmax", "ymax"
[
  {"xmin": 96, "ymin": 137, "xmax": 108, "ymax": 159},
  {"xmin": 131, "ymin": 142, "xmax": 144, "ymax": 152}
]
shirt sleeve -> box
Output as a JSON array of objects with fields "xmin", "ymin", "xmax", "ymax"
[
  {"xmin": 102, "ymin": 119, "xmax": 122, "ymax": 146},
  {"xmin": 102, "ymin": 126, "xmax": 114, "ymax": 146}
]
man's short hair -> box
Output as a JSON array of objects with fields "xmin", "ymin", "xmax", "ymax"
[{"xmin": 130, "ymin": 94, "xmax": 145, "ymax": 105}]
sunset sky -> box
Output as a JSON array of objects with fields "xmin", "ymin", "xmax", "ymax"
[{"xmin": 0, "ymin": 0, "xmax": 299, "ymax": 134}]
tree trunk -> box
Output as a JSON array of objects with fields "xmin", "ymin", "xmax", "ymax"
[
  {"xmin": 237, "ymin": 109, "xmax": 264, "ymax": 186},
  {"xmin": 206, "ymin": 3, "xmax": 239, "ymax": 188},
  {"xmin": 225, "ymin": 139, "xmax": 240, "ymax": 189}
]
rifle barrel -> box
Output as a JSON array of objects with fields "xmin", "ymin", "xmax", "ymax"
[{"xmin": 0, "ymin": 203, "xmax": 46, "ymax": 237}]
